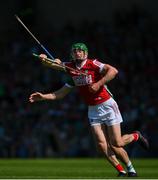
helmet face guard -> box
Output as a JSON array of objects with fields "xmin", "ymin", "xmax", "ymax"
[{"xmin": 71, "ymin": 43, "xmax": 88, "ymax": 61}]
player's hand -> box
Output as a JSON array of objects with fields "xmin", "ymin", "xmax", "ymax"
[
  {"xmin": 39, "ymin": 54, "xmax": 61, "ymax": 66},
  {"xmin": 29, "ymin": 92, "xmax": 45, "ymax": 103},
  {"xmin": 39, "ymin": 54, "xmax": 50, "ymax": 66},
  {"xmin": 89, "ymin": 83, "xmax": 101, "ymax": 93},
  {"xmin": 39, "ymin": 54, "xmax": 47, "ymax": 60},
  {"xmin": 54, "ymin": 58, "xmax": 62, "ymax": 64}
]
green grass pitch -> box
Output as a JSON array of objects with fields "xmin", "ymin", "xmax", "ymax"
[{"xmin": 0, "ymin": 158, "xmax": 157, "ymax": 179}]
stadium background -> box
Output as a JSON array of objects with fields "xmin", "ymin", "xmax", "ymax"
[{"xmin": 0, "ymin": 0, "xmax": 158, "ymax": 158}]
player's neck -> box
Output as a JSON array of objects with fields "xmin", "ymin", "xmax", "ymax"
[{"xmin": 75, "ymin": 59, "xmax": 87, "ymax": 69}]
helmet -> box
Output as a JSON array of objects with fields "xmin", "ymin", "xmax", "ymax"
[
  {"xmin": 71, "ymin": 43, "xmax": 88, "ymax": 60},
  {"xmin": 71, "ymin": 43, "xmax": 88, "ymax": 53}
]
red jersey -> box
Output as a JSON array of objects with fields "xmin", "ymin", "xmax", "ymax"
[{"xmin": 64, "ymin": 59, "xmax": 111, "ymax": 105}]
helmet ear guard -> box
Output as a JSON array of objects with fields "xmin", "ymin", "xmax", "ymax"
[{"xmin": 70, "ymin": 43, "xmax": 88, "ymax": 60}]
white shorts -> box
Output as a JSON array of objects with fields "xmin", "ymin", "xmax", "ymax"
[{"xmin": 88, "ymin": 97, "xmax": 123, "ymax": 126}]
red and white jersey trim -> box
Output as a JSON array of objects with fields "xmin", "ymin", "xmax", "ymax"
[{"xmin": 93, "ymin": 59, "xmax": 105, "ymax": 73}]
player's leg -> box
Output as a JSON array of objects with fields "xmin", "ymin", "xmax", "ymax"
[
  {"xmin": 111, "ymin": 145, "xmax": 137, "ymax": 177},
  {"xmin": 107, "ymin": 123, "xmax": 134, "ymax": 147},
  {"xmin": 107, "ymin": 116, "xmax": 149, "ymax": 150},
  {"xmin": 103, "ymin": 126, "xmax": 137, "ymax": 177},
  {"xmin": 106, "ymin": 98, "xmax": 149, "ymax": 149},
  {"xmin": 91, "ymin": 124, "xmax": 127, "ymax": 176},
  {"xmin": 100, "ymin": 97, "xmax": 148, "ymax": 177}
]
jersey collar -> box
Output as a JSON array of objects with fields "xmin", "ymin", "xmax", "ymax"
[{"xmin": 75, "ymin": 59, "xmax": 87, "ymax": 69}]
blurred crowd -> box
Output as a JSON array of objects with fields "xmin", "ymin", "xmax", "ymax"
[{"xmin": 0, "ymin": 5, "xmax": 158, "ymax": 158}]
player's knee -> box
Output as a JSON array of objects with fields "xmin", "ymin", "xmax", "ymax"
[
  {"xmin": 111, "ymin": 139, "xmax": 123, "ymax": 147},
  {"xmin": 97, "ymin": 141, "xmax": 107, "ymax": 152}
]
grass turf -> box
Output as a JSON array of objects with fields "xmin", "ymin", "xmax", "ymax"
[{"xmin": 0, "ymin": 158, "xmax": 157, "ymax": 179}]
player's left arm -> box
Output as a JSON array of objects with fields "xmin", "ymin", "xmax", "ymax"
[
  {"xmin": 98, "ymin": 64, "xmax": 118, "ymax": 85},
  {"xmin": 89, "ymin": 63, "xmax": 118, "ymax": 93}
]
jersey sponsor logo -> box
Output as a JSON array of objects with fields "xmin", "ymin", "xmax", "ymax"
[{"xmin": 72, "ymin": 75, "xmax": 92, "ymax": 86}]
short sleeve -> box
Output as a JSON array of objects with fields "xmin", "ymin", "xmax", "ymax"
[{"xmin": 93, "ymin": 59, "xmax": 105, "ymax": 73}]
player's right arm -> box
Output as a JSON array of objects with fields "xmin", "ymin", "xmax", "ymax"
[
  {"xmin": 29, "ymin": 84, "xmax": 73, "ymax": 103},
  {"xmin": 39, "ymin": 54, "xmax": 65, "ymax": 71}
]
